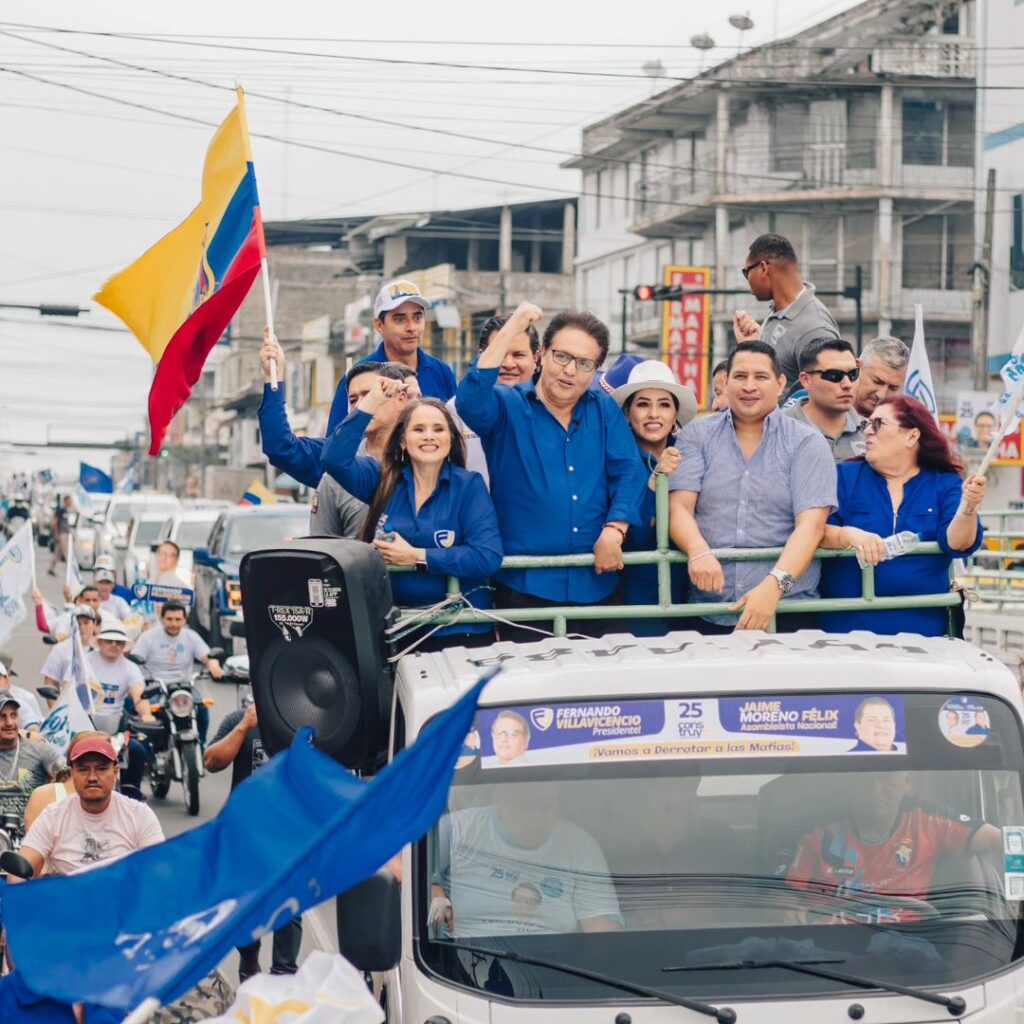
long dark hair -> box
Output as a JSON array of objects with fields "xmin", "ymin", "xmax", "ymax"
[
  {"xmin": 876, "ymin": 394, "xmax": 964, "ymax": 475},
  {"xmin": 361, "ymin": 398, "xmax": 467, "ymax": 542}
]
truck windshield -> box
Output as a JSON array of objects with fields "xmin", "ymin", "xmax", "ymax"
[{"xmin": 420, "ymin": 689, "xmax": 1024, "ymax": 1003}]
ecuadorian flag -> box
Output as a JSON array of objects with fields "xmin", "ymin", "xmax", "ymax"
[
  {"xmin": 95, "ymin": 88, "xmax": 264, "ymax": 455},
  {"xmin": 239, "ymin": 478, "xmax": 278, "ymax": 506}
]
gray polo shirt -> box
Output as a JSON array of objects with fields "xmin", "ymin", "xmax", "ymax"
[
  {"xmin": 309, "ymin": 472, "xmax": 367, "ymax": 539},
  {"xmin": 783, "ymin": 400, "xmax": 865, "ymax": 462},
  {"xmin": 669, "ymin": 408, "xmax": 837, "ymax": 625},
  {"xmin": 760, "ymin": 284, "xmax": 840, "ymax": 397}
]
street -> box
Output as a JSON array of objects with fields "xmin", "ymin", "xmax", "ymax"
[{"xmin": 8, "ymin": 549, "xmax": 336, "ymax": 992}]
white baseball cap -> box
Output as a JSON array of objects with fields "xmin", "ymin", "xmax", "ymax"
[
  {"xmin": 373, "ymin": 279, "xmax": 431, "ymax": 319},
  {"xmin": 612, "ymin": 360, "xmax": 698, "ymax": 428}
]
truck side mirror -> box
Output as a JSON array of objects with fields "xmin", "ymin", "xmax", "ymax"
[{"xmin": 336, "ymin": 869, "xmax": 400, "ymax": 972}]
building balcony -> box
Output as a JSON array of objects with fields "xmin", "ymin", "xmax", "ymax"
[{"xmin": 872, "ymin": 38, "xmax": 976, "ymax": 80}]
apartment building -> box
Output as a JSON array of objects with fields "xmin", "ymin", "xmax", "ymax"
[{"xmin": 567, "ymin": 0, "xmax": 977, "ymax": 409}]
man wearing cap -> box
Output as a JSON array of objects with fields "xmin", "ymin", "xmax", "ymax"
[
  {"xmin": 17, "ymin": 731, "xmax": 164, "ymax": 879},
  {"xmin": 0, "ymin": 693, "xmax": 60, "ymax": 826},
  {"xmin": 326, "ymin": 279, "xmax": 456, "ymax": 433},
  {"xmin": 94, "ymin": 565, "xmax": 132, "ymax": 621},
  {"xmin": 0, "ymin": 661, "xmax": 45, "ymax": 735},
  {"xmin": 611, "ymin": 360, "xmax": 697, "ymax": 632},
  {"xmin": 88, "ymin": 627, "xmax": 153, "ymax": 790},
  {"xmin": 41, "ymin": 604, "xmax": 99, "ymax": 694}
]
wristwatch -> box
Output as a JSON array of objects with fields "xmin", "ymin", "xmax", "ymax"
[{"xmin": 768, "ymin": 568, "xmax": 795, "ymax": 594}]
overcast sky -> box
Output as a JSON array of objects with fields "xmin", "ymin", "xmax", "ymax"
[{"xmin": 0, "ymin": 0, "xmax": 860, "ymax": 456}]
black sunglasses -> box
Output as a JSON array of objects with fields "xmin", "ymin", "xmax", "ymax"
[
  {"xmin": 805, "ymin": 367, "xmax": 860, "ymax": 383},
  {"xmin": 741, "ymin": 260, "xmax": 771, "ymax": 280}
]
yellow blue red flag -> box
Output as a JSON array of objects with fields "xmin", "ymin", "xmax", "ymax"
[
  {"xmin": 239, "ymin": 479, "xmax": 278, "ymax": 506},
  {"xmin": 95, "ymin": 88, "xmax": 264, "ymax": 455}
]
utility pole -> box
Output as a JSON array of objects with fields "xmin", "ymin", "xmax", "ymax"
[{"xmin": 973, "ymin": 168, "xmax": 996, "ymax": 390}]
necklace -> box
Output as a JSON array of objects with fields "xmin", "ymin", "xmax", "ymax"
[{"xmin": 0, "ymin": 740, "xmax": 20, "ymax": 784}]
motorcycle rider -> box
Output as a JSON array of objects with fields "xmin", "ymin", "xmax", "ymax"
[
  {"xmin": 16, "ymin": 732, "xmax": 164, "ymax": 879},
  {"xmin": 88, "ymin": 627, "xmax": 153, "ymax": 791},
  {"xmin": 130, "ymin": 602, "xmax": 222, "ymax": 744},
  {"xmin": 0, "ymin": 661, "xmax": 44, "ymax": 736},
  {"xmin": 0, "ymin": 695, "xmax": 61, "ymax": 827},
  {"xmin": 93, "ymin": 562, "xmax": 132, "ymax": 621},
  {"xmin": 205, "ymin": 699, "xmax": 300, "ymax": 981},
  {"xmin": 41, "ymin": 605, "xmax": 99, "ymax": 692}
]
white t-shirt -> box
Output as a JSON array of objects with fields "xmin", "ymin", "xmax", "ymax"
[
  {"xmin": 131, "ymin": 626, "xmax": 209, "ymax": 685},
  {"xmin": 101, "ymin": 594, "xmax": 133, "ymax": 621},
  {"xmin": 86, "ymin": 650, "xmax": 144, "ymax": 714},
  {"xmin": 23, "ymin": 791, "xmax": 164, "ymax": 876},
  {"xmin": 436, "ymin": 806, "xmax": 621, "ymax": 937},
  {"xmin": 154, "ymin": 569, "xmax": 189, "ymax": 587},
  {"xmin": 446, "ymin": 397, "xmax": 490, "ymax": 488},
  {"xmin": 40, "ymin": 638, "xmax": 97, "ymax": 688}
]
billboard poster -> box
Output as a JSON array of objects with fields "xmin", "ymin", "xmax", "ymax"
[
  {"xmin": 463, "ymin": 694, "xmax": 907, "ymax": 769},
  {"xmin": 939, "ymin": 411, "xmax": 1023, "ymax": 466},
  {"xmin": 661, "ymin": 265, "xmax": 711, "ymax": 409}
]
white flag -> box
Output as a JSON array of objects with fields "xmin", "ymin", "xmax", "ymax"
[
  {"xmin": 39, "ymin": 678, "xmax": 95, "ymax": 757},
  {"xmin": 0, "ymin": 520, "xmax": 34, "ymax": 648},
  {"xmin": 992, "ymin": 323, "xmax": 1024, "ymax": 437},
  {"xmin": 905, "ymin": 303, "xmax": 940, "ymax": 424},
  {"xmin": 66, "ymin": 537, "xmax": 84, "ymax": 596}
]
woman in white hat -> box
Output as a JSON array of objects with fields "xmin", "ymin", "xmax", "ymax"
[{"xmin": 613, "ymin": 360, "xmax": 698, "ymax": 634}]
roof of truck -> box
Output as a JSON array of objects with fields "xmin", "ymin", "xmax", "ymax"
[{"xmin": 395, "ymin": 630, "xmax": 1019, "ymax": 727}]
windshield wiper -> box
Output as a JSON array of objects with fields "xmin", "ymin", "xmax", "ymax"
[
  {"xmin": 434, "ymin": 939, "xmax": 737, "ymax": 1023},
  {"xmin": 664, "ymin": 959, "xmax": 966, "ymax": 1017}
]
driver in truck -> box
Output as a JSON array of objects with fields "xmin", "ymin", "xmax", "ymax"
[
  {"xmin": 431, "ymin": 783, "xmax": 622, "ymax": 938},
  {"xmin": 786, "ymin": 770, "xmax": 1004, "ymax": 924}
]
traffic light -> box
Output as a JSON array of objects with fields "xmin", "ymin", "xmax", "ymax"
[{"xmin": 632, "ymin": 284, "xmax": 675, "ymax": 301}]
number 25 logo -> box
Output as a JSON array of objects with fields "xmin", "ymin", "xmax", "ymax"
[{"xmin": 678, "ymin": 701, "xmax": 703, "ymax": 719}]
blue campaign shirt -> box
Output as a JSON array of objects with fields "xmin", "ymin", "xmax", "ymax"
[
  {"xmin": 258, "ymin": 383, "xmax": 326, "ymax": 488},
  {"xmin": 322, "ymin": 409, "xmax": 503, "ymax": 634},
  {"xmin": 820, "ymin": 461, "xmax": 984, "ymax": 636},
  {"xmin": 455, "ymin": 363, "xmax": 648, "ymax": 603},
  {"xmin": 326, "ymin": 341, "xmax": 457, "ymax": 434},
  {"xmin": 621, "ymin": 445, "xmax": 686, "ymax": 635}
]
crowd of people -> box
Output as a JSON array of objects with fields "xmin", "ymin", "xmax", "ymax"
[{"xmin": 259, "ymin": 233, "xmax": 986, "ymax": 642}]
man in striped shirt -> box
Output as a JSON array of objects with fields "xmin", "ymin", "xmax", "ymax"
[{"xmin": 668, "ymin": 341, "xmax": 837, "ymax": 633}]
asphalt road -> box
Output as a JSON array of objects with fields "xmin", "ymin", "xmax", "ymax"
[{"xmin": 3, "ymin": 547, "xmax": 337, "ymax": 993}]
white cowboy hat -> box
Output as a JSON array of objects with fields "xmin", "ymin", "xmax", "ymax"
[{"xmin": 611, "ymin": 360, "xmax": 698, "ymax": 427}]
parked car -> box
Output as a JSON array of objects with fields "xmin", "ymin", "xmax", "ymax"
[
  {"xmin": 192, "ymin": 504, "xmax": 310, "ymax": 648},
  {"xmin": 80, "ymin": 493, "xmax": 182, "ymax": 569},
  {"xmin": 71, "ymin": 496, "xmax": 111, "ymax": 570},
  {"xmin": 148, "ymin": 509, "xmax": 221, "ymax": 587},
  {"xmin": 115, "ymin": 513, "xmax": 169, "ymax": 585}
]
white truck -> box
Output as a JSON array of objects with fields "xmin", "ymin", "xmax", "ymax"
[{"xmin": 340, "ymin": 630, "xmax": 1024, "ymax": 1024}]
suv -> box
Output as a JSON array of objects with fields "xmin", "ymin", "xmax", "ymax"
[
  {"xmin": 77, "ymin": 493, "xmax": 181, "ymax": 570},
  {"xmin": 192, "ymin": 504, "xmax": 310, "ymax": 647}
]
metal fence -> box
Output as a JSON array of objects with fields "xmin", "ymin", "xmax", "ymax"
[{"xmin": 390, "ymin": 477, "xmax": 963, "ymax": 639}]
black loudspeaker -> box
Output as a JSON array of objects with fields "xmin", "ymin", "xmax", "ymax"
[{"xmin": 239, "ymin": 538, "xmax": 393, "ymax": 770}]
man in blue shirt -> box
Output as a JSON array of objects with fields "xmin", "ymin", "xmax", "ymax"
[
  {"xmin": 668, "ymin": 341, "xmax": 836, "ymax": 633},
  {"xmin": 326, "ymin": 279, "xmax": 456, "ymax": 432},
  {"xmin": 456, "ymin": 302, "xmax": 647, "ymax": 638},
  {"xmin": 258, "ymin": 329, "xmax": 417, "ymax": 489}
]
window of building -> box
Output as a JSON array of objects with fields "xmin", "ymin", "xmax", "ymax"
[
  {"xmin": 902, "ymin": 100, "xmax": 974, "ymax": 167},
  {"xmin": 846, "ymin": 93, "xmax": 878, "ymax": 170},
  {"xmin": 902, "ymin": 212, "xmax": 973, "ymax": 290},
  {"xmin": 770, "ymin": 101, "xmax": 808, "ymax": 173},
  {"xmin": 842, "ymin": 212, "xmax": 875, "ymax": 290},
  {"xmin": 1012, "ymin": 194, "xmax": 1024, "ymax": 289}
]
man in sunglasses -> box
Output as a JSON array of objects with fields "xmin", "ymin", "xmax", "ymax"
[
  {"xmin": 734, "ymin": 234, "xmax": 840, "ymax": 401},
  {"xmin": 784, "ymin": 339, "xmax": 865, "ymax": 461},
  {"xmin": 457, "ymin": 302, "xmax": 647, "ymax": 639}
]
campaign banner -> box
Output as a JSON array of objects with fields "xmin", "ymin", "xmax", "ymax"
[
  {"xmin": 131, "ymin": 582, "xmax": 195, "ymax": 608},
  {"xmin": 661, "ymin": 265, "xmax": 711, "ymax": 408},
  {"xmin": 465, "ymin": 693, "xmax": 907, "ymax": 769}
]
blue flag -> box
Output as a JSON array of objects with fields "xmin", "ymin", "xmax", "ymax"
[
  {"xmin": 0, "ymin": 971, "xmax": 119, "ymax": 1023},
  {"xmin": 78, "ymin": 462, "xmax": 113, "ymax": 494},
  {"xmin": 4, "ymin": 668, "xmax": 496, "ymax": 1011}
]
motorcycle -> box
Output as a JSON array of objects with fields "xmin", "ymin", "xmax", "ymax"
[{"xmin": 127, "ymin": 648, "xmax": 223, "ymax": 817}]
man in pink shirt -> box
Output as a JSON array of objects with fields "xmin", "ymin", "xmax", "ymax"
[{"xmin": 17, "ymin": 732, "xmax": 164, "ymax": 879}]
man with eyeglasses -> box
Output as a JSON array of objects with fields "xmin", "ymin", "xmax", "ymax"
[
  {"xmin": 734, "ymin": 234, "xmax": 840, "ymax": 401},
  {"xmin": 784, "ymin": 339, "xmax": 865, "ymax": 461},
  {"xmin": 485, "ymin": 711, "xmax": 532, "ymax": 767},
  {"xmin": 456, "ymin": 302, "xmax": 647, "ymax": 639}
]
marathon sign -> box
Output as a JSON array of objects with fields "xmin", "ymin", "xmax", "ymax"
[
  {"xmin": 464, "ymin": 693, "xmax": 907, "ymax": 769},
  {"xmin": 661, "ymin": 265, "xmax": 711, "ymax": 409}
]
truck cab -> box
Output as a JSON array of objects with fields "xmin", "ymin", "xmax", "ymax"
[{"xmin": 379, "ymin": 632, "xmax": 1024, "ymax": 1023}]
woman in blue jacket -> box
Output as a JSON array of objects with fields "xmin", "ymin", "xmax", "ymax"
[
  {"xmin": 323, "ymin": 380, "xmax": 503, "ymax": 650},
  {"xmin": 820, "ymin": 394, "xmax": 986, "ymax": 636},
  {"xmin": 611, "ymin": 359, "xmax": 698, "ymax": 635}
]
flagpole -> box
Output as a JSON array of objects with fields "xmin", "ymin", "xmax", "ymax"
[
  {"xmin": 957, "ymin": 377, "xmax": 1024, "ymax": 515},
  {"xmin": 122, "ymin": 996, "xmax": 160, "ymax": 1024},
  {"xmin": 261, "ymin": 258, "xmax": 278, "ymax": 392}
]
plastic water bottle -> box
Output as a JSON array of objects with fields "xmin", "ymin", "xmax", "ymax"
[
  {"xmin": 374, "ymin": 519, "xmax": 395, "ymax": 544},
  {"xmin": 857, "ymin": 530, "xmax": 919, "ymax": 568}
]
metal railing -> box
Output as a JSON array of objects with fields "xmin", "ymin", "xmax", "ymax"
[
  {"xmin": 961, "ymin": 509, "xmax": 1024, "ymax": 608},
  {"xmin": 390, "ymin": 477, "xmax": 962, "ymax": 639}
]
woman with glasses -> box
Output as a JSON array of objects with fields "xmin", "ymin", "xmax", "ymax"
[
  {"xmin": 611, "ymin": 360, "xmax": 697, "ymax": 634},
  {"xmin": 323, "ymin": 382, "xmax": 503, "ymax": 651},
  {"xmin": 818, "ymin": 394, "xmax": 986, "ymax": 635}
]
